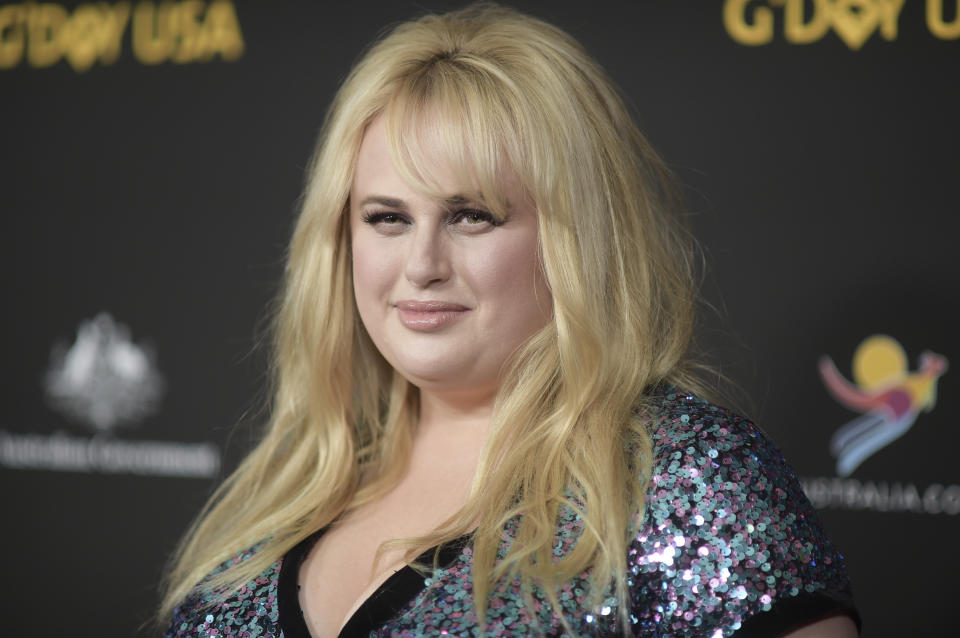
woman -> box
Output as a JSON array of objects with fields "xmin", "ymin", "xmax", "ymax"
[{"xmin": 161, "ymin": 5, "xmax": 859, "ymax": 637}]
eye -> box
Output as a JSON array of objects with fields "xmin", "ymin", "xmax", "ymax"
[
  {"xmin": 362, "ymin": 211, "xmax": 405, "ymax": 225},
  {"xmin": 449, "ymin": 209, "xmax": 502, "ymax": 229},
  {"xmin": 361, "ymin": 211, "xmax": 409, "ymax": 234}
]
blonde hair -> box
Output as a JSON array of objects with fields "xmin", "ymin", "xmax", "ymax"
[{"xmin": 160, "ymin": 3, "xmax": 703, "ymax": 632}]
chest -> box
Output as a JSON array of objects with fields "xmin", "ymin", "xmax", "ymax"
[
  {"xmin": 290, "ymin": 519, "xmax": 603, "ymax": 638},
  {"xmin": 296, "ymin": 468, "xmax": 476, "ymax": 636}
]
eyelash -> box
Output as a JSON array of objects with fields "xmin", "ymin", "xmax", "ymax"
[
  {"xmin": 450, "ymin": 209, "xmax": 503, "ymax": 227},
  {"xmin": 360, "ymin": 211, "xmax": 405, "ymax": 226},
  {"xmin": 360, "ymin": 209, "xmax": 504, "ymax": 228}
]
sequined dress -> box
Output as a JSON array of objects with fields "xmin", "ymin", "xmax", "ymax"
[{"xmin": 166, "ymin": 389, "xmax": 858, "ymax": 637}]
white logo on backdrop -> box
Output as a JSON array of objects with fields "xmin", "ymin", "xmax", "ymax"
[
  {"xmin": 0, "ymin": 313, "xmax": 220, "ymax": 479},
  {"xmin": 44, "ymin": 313, "xmax": 165, "ymax": 432}
]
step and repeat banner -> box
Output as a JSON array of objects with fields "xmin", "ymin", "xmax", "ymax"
[{"xmin": 2, "ymin": 2, "xmax": 957, "ymax": 636}]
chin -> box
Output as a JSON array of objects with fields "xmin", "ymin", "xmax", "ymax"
[
  {"xmin": 397, "ymin": 361, "xmax": 466, "ymax": 385},
  {"xmin": 392, "ymin": 358, "xmax": 483, "ymax": 389}
]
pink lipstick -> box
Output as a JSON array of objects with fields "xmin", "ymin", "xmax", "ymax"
[{"xmin": 394, "ymin": 300, "xmax": 469, "ymax": 331}]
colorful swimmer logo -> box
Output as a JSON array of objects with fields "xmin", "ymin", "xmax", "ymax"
[{"xmin": 819, "ymin": 335, "xmax": 947, "ymax": 477}]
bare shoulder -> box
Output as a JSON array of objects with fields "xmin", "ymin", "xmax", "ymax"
[{"xmin": 781, "ymin": 614, "xmax": 859, "ymax": 637}]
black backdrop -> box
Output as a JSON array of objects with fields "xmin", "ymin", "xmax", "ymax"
[{"xmin": 2, "ymin": 1, "xmax": 957, "ymax": 636}]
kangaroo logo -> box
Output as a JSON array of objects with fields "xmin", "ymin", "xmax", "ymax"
[{"xmin": 819, "ymin": 335, "xmax": 947, "ymax": 477}]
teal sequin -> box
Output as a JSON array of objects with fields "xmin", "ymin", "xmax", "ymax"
[{"xmin": 166, "ymin": 389, "xmax": 854, "ymax": 637}]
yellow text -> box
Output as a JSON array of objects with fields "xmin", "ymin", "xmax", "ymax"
[
  {"xmin": 927, "ymin": 0, "xmax": 960, "ymax": 39},
  {"xmin": 0, "ymin": 1, "xmax": 244, "ymax": 72},
  {"xmin": 724, "ymin": 0, "xmax": 958, "ymax": 49}
]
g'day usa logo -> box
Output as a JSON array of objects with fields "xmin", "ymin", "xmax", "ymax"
[
  {"xmin": 0, "ymin": 312, "xmax": 220, "ymax": 478},
  {"xmin": 722, "ymin": 0, "xmax": 960, "ymax": 50}
]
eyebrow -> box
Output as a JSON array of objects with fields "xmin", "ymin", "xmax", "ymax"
[{"xmin": 357, "ymin": 195, "xmax": 407, "ymax": 210}]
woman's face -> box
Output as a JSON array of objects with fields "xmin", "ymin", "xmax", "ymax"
[{"xmin": 350, "ymin": 116, "xmax": 552, "ymax": 403}]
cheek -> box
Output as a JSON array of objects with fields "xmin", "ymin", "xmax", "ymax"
[
  {"xmin": 351, "ymin": 236, "xmax": 393, "ymax": 307},
  {"xmin": 467, "ymin": 236, "xmax": 551, "ymax": 320},
  {"xmin": 351, "ymin": 241, "xmax": 386, "ymax": 322}
]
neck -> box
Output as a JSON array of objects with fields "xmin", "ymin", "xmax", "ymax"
[
  {"xmin": 415, "ymin": 386, "xmax": 495, "ymax": 447},
  {"xmin": 394, "ymin": 387, "xmax": 493, "ymax": 511}
]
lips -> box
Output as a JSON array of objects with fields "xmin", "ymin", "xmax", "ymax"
[{"xmin": 394, "ymin": 300, "xmax": 469, "ymax": 331}]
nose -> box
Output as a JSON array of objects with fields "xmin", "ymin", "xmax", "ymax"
[{"xmin": 404, "ymin": 225, "xmax": 450, "ymax": 288}]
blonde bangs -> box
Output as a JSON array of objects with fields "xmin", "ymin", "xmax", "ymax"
[{"xmin": 381, "ymin": 60, "xmax": 528, "ymax": 221}]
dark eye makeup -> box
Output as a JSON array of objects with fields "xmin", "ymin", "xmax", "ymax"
[
  {"xmin": 360, "ymin": 211, "xmax": 408, "ymax": 226},
  {"xmin": 448, "ymin": 208, "xmax": 504, "ymax": 227},
  {"xmin": 360, "ymin": 208, "xmax": 505, "ymax": 229}
]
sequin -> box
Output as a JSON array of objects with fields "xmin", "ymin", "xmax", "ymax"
[{"xmin": 166, "ymin": 388, "xmax": 855, "ymax": 637}]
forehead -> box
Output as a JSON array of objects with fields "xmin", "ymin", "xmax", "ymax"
[
  {"xmin": 351, "ymin": 116, "xmax": 401, "ymax": 195},
  {"xmin": 351, "ymin": 112, "xmax": 524, "ymax": 215}
]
